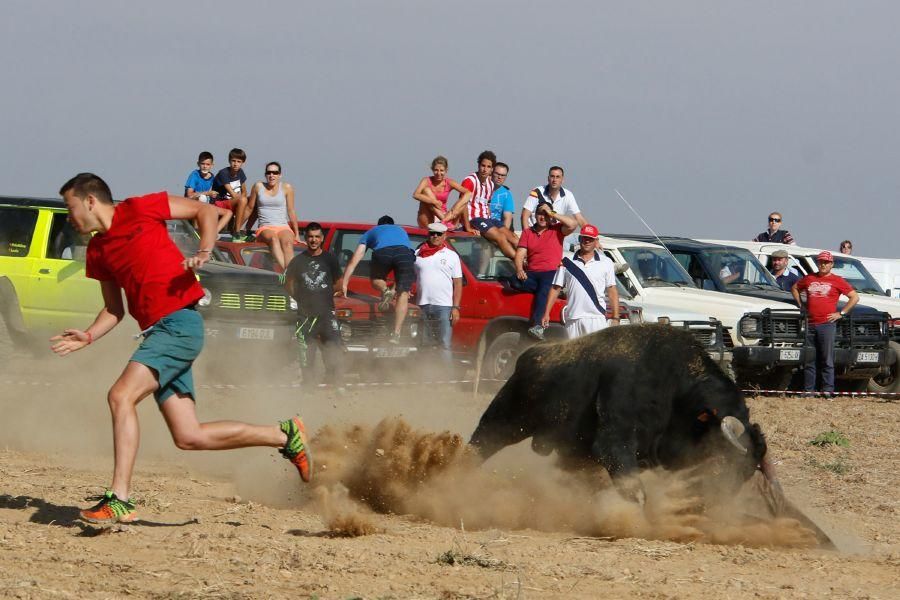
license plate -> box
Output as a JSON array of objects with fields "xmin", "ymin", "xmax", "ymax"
[
  {"xmin": 856, "ymin": 351, "xmax": 880, "ymax": 363},
  {"xmin": 238, "ymin": 327, "xmax": 275, "ymax": 340},
  {"xmin": 779, "ymin": 349, "xmax": 801, "ymax": 361},
  {"xmin": 374, "ymin": 347, "xmax": 411, "ymax": 358}
]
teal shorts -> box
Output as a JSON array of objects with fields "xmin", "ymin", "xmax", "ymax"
[{"xmin": 130, "ymin": 307, "xmax": 204, "ymax": 406}]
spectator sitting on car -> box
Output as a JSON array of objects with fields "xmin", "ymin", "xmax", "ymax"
[
  {"xmin": 769, "ymin": 248, "xmax": 800, "ymax": 292},
  {"xmin": 246, "ymin": 162, "xmax": 299, "ymax": 272},
  {"xmin": 511, "ymin": 200, "xmax": 577, "ymax": 340},
  {"xmin": 212, "ymin": 148, "xmax": 250, "ymax": 241},
  {"xmin": 341, "ymin": 215, "xmax": 416, "ymax": 344},
  {"xmin": 412, "ymin": 155, "xmax": 471, "ymax": 229},
  {"xmin": 284, "ymin": 222, "xmax": 344, "ymax": 385},
  {"xmin": 184, "ymin": 151, "xmax": 232, "ymax": 234},
  {"xmin": 753, "ymin": 211, "xmax": 795, "ymax": 245},
  {"xmin": 414, "ymin": 222, "xmax": 462, "ymax": 364},
  {"xmin": 446, "ymin": 150, "xmax": 496, "ymax": 235}
]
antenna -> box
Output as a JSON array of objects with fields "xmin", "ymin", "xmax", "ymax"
[{"xmin": 614, "ymin": 188, "xmax": 679, "ymax": 262}]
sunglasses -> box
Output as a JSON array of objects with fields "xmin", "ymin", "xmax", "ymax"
[
  {"xmin": 768, "ymin": 217, "xmax": 781, "ymax": 222},
  {"xmin": 428, "ymin": 231, "xmax": 444, "ymax": 236},
  {"xmin": 579, "ymin": 236, "xmax": 597, "ymax": 243},
  {"xmin": 265, "ymin": 171, "xmax": 281, "ymax": 176}
]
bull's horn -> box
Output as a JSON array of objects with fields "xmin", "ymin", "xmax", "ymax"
[{"xmin": 720, "ymin": 416, "xmax": 748, "ymax": 454}]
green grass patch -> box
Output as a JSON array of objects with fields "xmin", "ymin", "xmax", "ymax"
[{"xmin": 809, "ymin": 430, "xmax": 850, "ymax": 448}]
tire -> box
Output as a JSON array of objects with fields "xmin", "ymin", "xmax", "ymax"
[
  {"xmin": 867, "ymin": 341, "xmax": 900, "ymax": 394},
  {"xmin": 481, "ymin": 331, "xmax": 527, "ymax": 382},
  {"xmin": 836, "ymin": 379, "xmax": 869, "ymax": 393}
]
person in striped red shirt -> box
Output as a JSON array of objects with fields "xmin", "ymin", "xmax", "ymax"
[{"xmin": 447, "ymin": 150, "xmax": 516, "ymax": 259}]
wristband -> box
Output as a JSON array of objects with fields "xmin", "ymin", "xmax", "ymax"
[{"xmin": 86, "ymin": 331, "xmax": 93, "ymax": 345}]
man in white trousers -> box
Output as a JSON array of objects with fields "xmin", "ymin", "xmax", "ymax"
[{"xmin": 542, "ymin": 224, "xmax": 619, "ymax": 338}]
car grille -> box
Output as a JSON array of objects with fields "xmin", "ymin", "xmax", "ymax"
[
  {"xmin": 722, "ymin": 329, "xmax": 734, "ymax": 348},
  {"xmin": 760, "ymin": 318, "xmax": 802, "ymax": 339},
  {"xmin": 345, "ymin": 316, "xmax": 415, "ymax": 341},
  {"xmin": 217, "ymin": 292, "xmax": 288, "ymax": 312}
]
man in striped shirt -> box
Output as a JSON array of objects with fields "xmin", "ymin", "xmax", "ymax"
[{"xmin": 447, "ymin": 150, "xmax": 516, "ymax": 259}]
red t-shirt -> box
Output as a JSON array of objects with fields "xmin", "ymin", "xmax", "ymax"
[
  {"xmin": 517, "ymin": 224, "xmax": 565, "ymax": 272},
  {"xmin": 795, "ymin": 273, "xmax": 853, "ymax": 325},
  {"xmin": 86, "ymin": 192, "xmax": 204, "ymax": 329}
]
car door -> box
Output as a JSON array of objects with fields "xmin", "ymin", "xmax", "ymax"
[
  {"xmin": 26, "ymin": 211, "xmax": 102, "ymax": 332},
  {"xmin": 0, "ymin": 205, "xmax": 41, "ymax": 327}
]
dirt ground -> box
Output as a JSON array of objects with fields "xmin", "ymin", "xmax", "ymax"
[{"xmin": 1, "ymin": 342, "xmax": 899, "ymax": 599}]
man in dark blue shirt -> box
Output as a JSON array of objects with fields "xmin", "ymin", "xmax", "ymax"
[{"xmin": 769, "ymin": 248, "xmax": 800, "ymax": 292}]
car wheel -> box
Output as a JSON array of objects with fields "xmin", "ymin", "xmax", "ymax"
[
  {"xmin": 482, "ymin": 331, "xmax": 526, "ymax": 382},
  {"xmin": 867, "ymin": 341, "xmax": 900, "ymax": 394}
]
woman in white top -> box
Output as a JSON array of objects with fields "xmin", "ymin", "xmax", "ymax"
[{"xmin": 246, "ymin": 161, "xmax": 299, "ymax": 271}]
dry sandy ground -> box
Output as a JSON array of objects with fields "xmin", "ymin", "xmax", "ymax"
[{"xmin": 1, "ymin": 345, "xmax": 899, "ymax": 599}]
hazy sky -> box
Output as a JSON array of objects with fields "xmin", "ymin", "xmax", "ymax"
[{"xmin": 3, "ymin": 1, "xmax": 898, "ymax": 257}]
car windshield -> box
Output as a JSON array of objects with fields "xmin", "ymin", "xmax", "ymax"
[
  {"xmin": 167, "ymin": 220, "xmax": 228, "ymax": 262},
  {"xmin": 619, "ymin": 247, "xmax": 694, "ymax": 287},
  {"xmin": 698, "ymin": 247, "xmax": 780, "ymax": 290},
  {"xmin": 831, "ymin": 257, "xmax": 886, "ymax": 295},
  {"xmin": 448, "ymin": 235, "xmax": 516, "ymax": 280}
]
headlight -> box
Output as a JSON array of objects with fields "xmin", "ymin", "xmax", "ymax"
[
  {"xmin": 409, "ymin": 322, "xmax": 418, "ymax": 339},
  {"xmin": 339, "ymin": 322, "xmax": 352, "ymax": 342},
  {"xmin": 740, "ymin": 316, "xmax": 761, "ymax": 337},
  {"xmin": 657, "ymin": 316, "xmax": 671, "ymax": 325},
  {"xmin": 289, "ymin": 298, "xmax": 298, "ymax": 311},
  {"xmin": 335, "ymin": 308, "xmax": 353, "ymax": 319},
  {"xmin": 198, "ymin": 287, "xmax": 212, "ymax": 307}
]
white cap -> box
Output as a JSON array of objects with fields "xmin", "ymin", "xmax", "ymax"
[{"xmin": 427, "ymin": 222, "xmax": 448, "ymax": 233}]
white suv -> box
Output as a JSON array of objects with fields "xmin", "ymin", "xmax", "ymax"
[{"xmin": 598, "ymin": 236, "xmax": 807, "ymax": 389}]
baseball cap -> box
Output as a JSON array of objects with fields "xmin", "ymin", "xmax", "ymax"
[
  {"xmin": 427, "ymin": 222, "xmax": 448, "ymax": 233},
  {"xmin": 816, "ymin": 250, "xmax": 833, "ymax": 263},
  {"xmin": 579, "ymin": 224, "xmax": 600, "ymax": 239},
  {"xmin": 771, "ymin": 249, "xmax": 789, "ymax": 258}
]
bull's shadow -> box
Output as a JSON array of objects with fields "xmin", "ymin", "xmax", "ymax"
[{"xmin": 0, "ymin": 494, "xmax": 198, "ymax": 534}]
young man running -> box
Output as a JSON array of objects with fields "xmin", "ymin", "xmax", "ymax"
[{"xmin": 52, "ymin": 173, "xmax": 311, "ymax": 524}]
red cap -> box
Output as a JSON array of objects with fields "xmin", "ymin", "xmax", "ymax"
[
  {"xmin": 816, "ymin": 250, "xmax": 833, "ymax": 263},
  {"xmin": 580, "ymin": 224, "xmax": 600, "ymax": 239}
]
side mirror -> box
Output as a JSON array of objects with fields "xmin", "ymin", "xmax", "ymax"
[{"xmin": 614, "ymin": 263, "xmax": 630, "ymax": 275}]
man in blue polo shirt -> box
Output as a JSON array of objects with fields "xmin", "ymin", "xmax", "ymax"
[{"xmin": 341, "ymin": 215, "xmax": 416, "ymax": 343}]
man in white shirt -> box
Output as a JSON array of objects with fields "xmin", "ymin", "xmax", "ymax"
[
  {"xmin": 414, "ymin": 222, "xmax": 463, "ymax": 362},
  {"xmin": 521, "ymin": 165, "xmax": 588, "ymax": 230},
  {"xmin": 541, "ymin": 224, "xmax": 618, "ymax": 338}
]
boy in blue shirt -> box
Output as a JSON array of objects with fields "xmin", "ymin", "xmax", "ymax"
[{"xmin": 184, "ymin": 151, "xmax": 232, "ymax": 233}]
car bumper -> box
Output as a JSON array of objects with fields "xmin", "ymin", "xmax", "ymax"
[
  {"xmin": 345, "ymin": 344, "xmax": 419, "ymax": 358},
  {"xmin": 732, "ymin": 345, "xmax": 809, "ymax": 367}
]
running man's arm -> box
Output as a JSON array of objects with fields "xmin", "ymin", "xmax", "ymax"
[
  {"xmin": 50, "ymin": 280, "xmax": 125, "ymax": 356},
  {"xmin": 341, "ymin": 244, "xmax": 368, "ymax": 296},
  {"xmin": 167, "ymin": 195, "xmax": 218, "ymax": 269}
]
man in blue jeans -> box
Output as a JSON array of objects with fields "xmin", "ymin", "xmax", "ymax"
[
  {"xmin": 512, "ymin": 201, "xmax": 577, "ymax": 340},
  {"xmin": 414, "ymin": 222, "xmax": 463, "ymax": 363},
  {"xmin": 791, "ymin": 250, "xmax": 859, "ymax": 392}
]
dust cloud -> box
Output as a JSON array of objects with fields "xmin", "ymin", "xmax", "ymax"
[{"xmin": 307, "ymin": 418, "xmax": 821, "ymax": 548}]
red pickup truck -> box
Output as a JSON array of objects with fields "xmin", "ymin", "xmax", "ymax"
[{"xmin": 298, "ymin": 221, "xmax": 579, "ymax": 380}]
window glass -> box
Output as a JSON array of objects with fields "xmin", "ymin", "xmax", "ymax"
[
  {"xmin": 332, "ymin": 231, "xmax": 370, "ymax": 277},
  {"xmin": 832, "ymin": 258, "xmax": 885, "ymax": 294},
  {"xmin": 0, "ymin": 207, "xmax": 39, "ymax": 256},
  {"xmin": 698, "ymin": 248, "xmax": 778, "ymax": 289},
  {"xmin": 47, "ymin": 212, "xmax": 90, "ymax": 260},
  {"xmin": 619, "ymin": 247, "xmax": 694, "ymax": 287},
  {"xmin": 448, "ymin": 236, "xmax": 514, "ymax": 280}
]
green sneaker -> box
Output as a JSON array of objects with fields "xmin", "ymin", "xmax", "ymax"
[
  {"xmin": 279, "ymin": 417, "xmax": 312, "ymax": 483},
  {"xmin": 79, "ymin": 491, "xmax": 137, "ymax": 524},
  {"xmin": 232, "ymin": 234, "xmax": 248, "ymax": 243}
]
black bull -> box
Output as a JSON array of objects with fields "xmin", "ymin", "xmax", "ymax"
[{"xmin": 469, "ymin": 325, "xmax": 833, "ymax": 546}]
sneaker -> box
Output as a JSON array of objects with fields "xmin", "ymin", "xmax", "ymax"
[
  {"xmin": 527, "ymin": 325, "xmax": 546, "ymax": 340},
  {"xmin": 377, "ymin": 288, "xmax": 396, "ymax": 312},
  {"xmin": 279, "ymin": 417, "xmax": 312, "ymax": 483},
  {"xmin": 79, "ymin": 490, "xmax": 137, "ymax": 524},
  {"xmin": 232, "ymin": 233, "xmax": 248, "ymax": 243}
]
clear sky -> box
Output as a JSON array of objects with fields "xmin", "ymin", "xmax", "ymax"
[{"xmin": 3, "ymin": 1, "xmax": 897, "ymax": 257}]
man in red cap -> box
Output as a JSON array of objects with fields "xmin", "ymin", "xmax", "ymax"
[
  {"xmin": 791, "ymin": 250, "xmax": 859, "ymax": 393},
  {"xmin": 542, "ymin": 224, "xmax": 619, "ymax": 338}
]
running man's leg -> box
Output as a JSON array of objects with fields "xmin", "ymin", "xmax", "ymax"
[
  {"xmin": 391, "ymin": 247, "xmax": 417, "ymax": 336},
  {"xmin": 160, "ymin": 394, "xmax": 287, "ymax": 450},
  {"xmin": 107, "ymin": 361, "xmax": 161, "ymax": 500}
]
